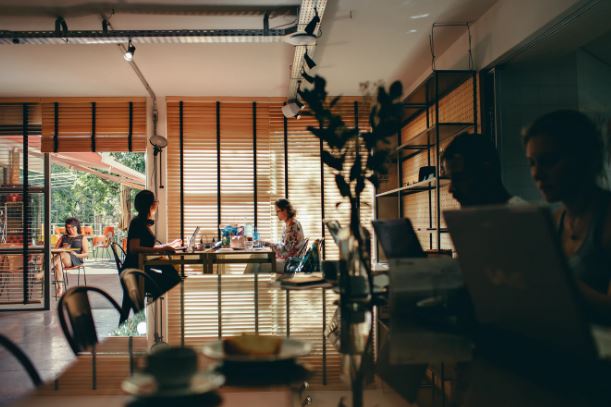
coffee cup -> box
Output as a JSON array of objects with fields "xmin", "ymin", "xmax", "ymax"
[{"xmin": 145, "ymin": 346, "xmax": 198, "ymax": 390}]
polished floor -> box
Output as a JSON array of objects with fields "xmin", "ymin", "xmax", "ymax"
[{"xmin": 0, "ymin": 259, "xmax": 122, "ymax": 405}]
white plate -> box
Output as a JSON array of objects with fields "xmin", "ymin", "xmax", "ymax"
[
  {"xmin": 121, "ymin": 371, "xmax": 224, "ymax": 397},
  {"xmin": 202, "ymin": 338, "xmax": 312, "ymax": 363}
]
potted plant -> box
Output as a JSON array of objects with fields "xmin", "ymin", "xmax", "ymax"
[{"xmin": 300, "ymin": 76, "xmax": 404, "ymax": 407}]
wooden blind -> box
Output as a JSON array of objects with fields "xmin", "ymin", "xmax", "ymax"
[
  {"xmin": 40, "ymin": 98, "xmax": 147, "ymax": 152},
  {"xmin": 165, "ymin": 97, "xmax": 374, "ymax": 387},
  {"xmin": 167, "ymin": 98, "xmax": 372, "ymax": 258}
]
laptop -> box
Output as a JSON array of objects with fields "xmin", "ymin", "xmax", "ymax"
[
  {"xmin": 372, "ymin": 218, "xmax": 426, "ymax": 259},
  {"xmin": 176, "ymin": 226, "xmax": 200, "ymax": 252},
  {"xmin": 444, "ymin": 205, "xmax": 611, "ymax": 360}
]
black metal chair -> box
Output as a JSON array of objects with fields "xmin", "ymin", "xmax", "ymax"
[
  {"xmin": 110, "ymin": 241, "xmax": 126, "ymax": 271},
  {"xmin": 57, "ymin": 286, "xmax": 122, "ymax": 355},
  {"xmin": 110, "ymin": 241, "xmax": 134, "ymax": 324},
  {"xmin": 0, "ymin": 334, "xmax": 43, "ymax": 387},
  {"xmin": 120, "ymin": 268, "xmax": 162, "ymax": 315}
]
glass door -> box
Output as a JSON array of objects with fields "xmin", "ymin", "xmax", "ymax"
[{"xmin": 0, "ymin": 103, "xmax": 49, "ymax": 310}]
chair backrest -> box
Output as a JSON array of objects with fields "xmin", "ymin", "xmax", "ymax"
[
  {"xmin": 57, "ymin": 286, "xmax": 122, "ymax": 355},
  {"xmin": 120, "ymin": 268, "xmax": 162, "ymax": 313},
  {"xmin": 54, "ymin": 226, "xmax": 65, "ymax": 235},
  {"xmin": 0, "ymin": 334, "xmax": 42, "ymax": 387},
  {"xmin": 110, "ymin": 241, "xmax": 126, "ymax": 272},
  {"xmin": 297, "ymin": 238, "xmax": 310, "ymax": 257},
  {"xmin": 103, "ymin": 226, "xmax": 115, "ymax": 239},
  {"xmin": 82, "ymin": 225, "xmax": 94, "ymax": 236}
]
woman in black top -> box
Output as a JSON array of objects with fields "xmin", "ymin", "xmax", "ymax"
[
  {"xmin": 54, "ymin": 217, "xmax": 89, "ymax": 296},
  {"xmin": 525, "ymin": 110, "xmax": 611, "ymax": 322},
  {"xmin": 122, "ymin": 190, "xmax": 181, "ymax": 296}
]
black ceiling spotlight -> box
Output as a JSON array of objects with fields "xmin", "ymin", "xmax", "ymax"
[
  {"xmin": 301, "ymin": 69, "xmax": 315, "ymax": 84},
  {"xmin": 54, "ymin": 16, "xmax": 68, "ymax": 35},
  {"xmin": 304, "ymin": 49, "xmax": 316, "ymax": 69},
  {"xmin": 285, "ymin": 8, "xmax": 320, "ymax": 46},
  {"xmin": 124, "ymin": 39, "xmax": 136, "ymax": 61}
]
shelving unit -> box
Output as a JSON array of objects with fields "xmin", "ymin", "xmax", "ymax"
[{"xmin": 375, "ymin": 70, "xmax": 477, "ymax": 260}]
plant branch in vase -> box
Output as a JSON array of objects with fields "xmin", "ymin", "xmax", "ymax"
[
  {"xmin": 301, "ymin": 76, "xmax": 404, "ymax": 407},
  {"xmin": 301, "ymin": 75, "xmax": 404, "ymax": 298}
]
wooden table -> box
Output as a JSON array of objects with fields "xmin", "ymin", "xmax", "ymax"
[{"xmin": 138, "ymin": 247, "xmax": 276, "ymax": 275}]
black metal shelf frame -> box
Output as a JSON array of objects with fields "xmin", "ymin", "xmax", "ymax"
[{"xmin": 375, "ymin": 70, "xmax": 477, "ymax": 256}]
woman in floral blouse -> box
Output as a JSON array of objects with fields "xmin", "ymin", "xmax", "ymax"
[{"xmin": 269, "ymin": 199, "xmax": 305, "ymax": 260}]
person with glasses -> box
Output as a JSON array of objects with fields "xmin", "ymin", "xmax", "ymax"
[
  {"xmin": 441, "ymin": 132, "xmax": 525, "ymax": 207},
  {"xmin": 53, "ymin": 217, "xmax": 89, "ymax": 296}
]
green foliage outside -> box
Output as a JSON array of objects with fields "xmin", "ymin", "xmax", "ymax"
[{"xmin": 50, "ymin": 152, "xmax": 145, "ymax": 230}]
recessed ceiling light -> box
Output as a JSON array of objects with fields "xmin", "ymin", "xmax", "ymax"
[
  {"xmin": 410, "ymin": 13, "xmax": 429, "ymax": 19},
  {"xmin": 407, "ymin": 29, "xmax": 417, "ymax": 33}
]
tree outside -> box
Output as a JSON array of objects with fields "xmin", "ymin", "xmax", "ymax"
[{"xmin": 51, "ymin": 152, "xmax": 145, "ymax": 232}]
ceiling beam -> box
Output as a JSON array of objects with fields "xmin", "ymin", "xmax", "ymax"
[
  {"xmin": 0, "ymin": 27, "xmax": 297, "ymax": 45},
  {"xmin": 0, "ymin": 3, "xmax": 299, "ymax": 18}
]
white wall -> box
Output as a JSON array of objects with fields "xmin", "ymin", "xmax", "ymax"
[
  {"xmin": 399, "ymin": 0, "xmax": 586, "ymax": 95},
  {"xmin": 496, "ymin": 55, "xmax": 579, "ymax": 202},
  {"xmin": 576, "ymin": 49, "xmax": 611, "ymax": 183}
]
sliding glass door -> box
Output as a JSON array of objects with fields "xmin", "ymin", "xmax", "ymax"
[{"xmin": 0, "ymin": 103, "xmax": 49, "ymax": 310}]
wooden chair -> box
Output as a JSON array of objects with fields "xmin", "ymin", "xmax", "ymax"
[
  {"xmin": 57, "ymin": 286, "xmax": 122, "ymax": 355},
  {"xmin": 0, "ymin": 334, "xmax": 42, "ymax": 387}
]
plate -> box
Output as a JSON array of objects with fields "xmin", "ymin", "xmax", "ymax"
[
  {"xmin": 202, "ymin": 337, "xmax": 312, "ymax": 363},
  {"xmin": 122, "ymin": 371, "xmax": 225, "ymax": 398}
]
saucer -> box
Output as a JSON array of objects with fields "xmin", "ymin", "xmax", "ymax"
[{"xmin": 122, "ymin": 371, "xmax": 225, "ymax": 398}]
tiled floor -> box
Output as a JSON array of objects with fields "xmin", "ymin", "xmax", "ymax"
[{"xmin": 0, "ymin": 259, "xmax": 122, "ymax": 405}]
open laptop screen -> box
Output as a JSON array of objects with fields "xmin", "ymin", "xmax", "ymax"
[{"xmin": 372, "ymin": 218, "xmax": 426, "ymax": 259}]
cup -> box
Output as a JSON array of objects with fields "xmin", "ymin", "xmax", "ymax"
[{"xmin": 146, "ymin": 346, "xmax": 198, "ymax": 390}]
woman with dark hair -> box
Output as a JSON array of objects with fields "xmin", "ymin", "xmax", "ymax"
[
  {"xmin": 54, "ymin": 217, "xmax": 89, "ymax": 295},
  {"xmin": 122, "ymin": 190, "xmax": 181, "ymax": 296},
  {"xmin": 267, "ymin": 198, "xmax": 305, "ymax": 260},
  {"xmin": 524, "ymin": 109, "xmax": 611, "ymax": 321}
]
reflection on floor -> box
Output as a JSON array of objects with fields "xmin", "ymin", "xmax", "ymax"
[{"xmin": 0, "ymin": 259, "xmax": 122, "ymax": 405}]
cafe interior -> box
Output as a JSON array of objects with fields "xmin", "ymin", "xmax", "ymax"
[{"xmin": 1, "ymin": 0, "xmax": 611, "ymax": 406}]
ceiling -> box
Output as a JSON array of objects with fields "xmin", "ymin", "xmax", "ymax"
[{"xmin": 0, "ymin": 0, "xmax": 498, "ymax": 98}]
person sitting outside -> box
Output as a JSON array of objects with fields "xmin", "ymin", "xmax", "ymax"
[
  {"xmin": 442, "ymin": 132, "xmax": 525, "ymax": 207},
  {"xmin": 53, "ymin": 217, "xmax": 89, "ymax": 296}
]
